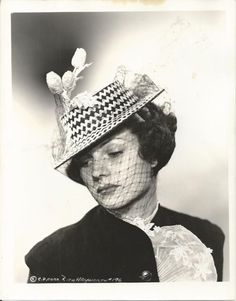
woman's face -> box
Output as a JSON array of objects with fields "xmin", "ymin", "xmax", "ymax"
[{"xmin": 79, "ymin": 128, "xmax": 154, "ymax": 210}]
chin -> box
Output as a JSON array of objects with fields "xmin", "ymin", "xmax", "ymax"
[
  {"xmin": 102, "ymin": 200, "xmax": 134, "ymax": 211},
  {"xmin": 99, "ymin": 202, "xmax": 125, "ymax": 210}
]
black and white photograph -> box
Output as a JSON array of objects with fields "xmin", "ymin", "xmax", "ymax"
[{"xmin": 0, "ymin": 0, "xmax": 235, "ymax": 300}]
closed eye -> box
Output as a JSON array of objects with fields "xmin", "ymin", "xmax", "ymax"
[{"xmin": 108, "ymin": 151, "xmax": 123, "ymax": 158}]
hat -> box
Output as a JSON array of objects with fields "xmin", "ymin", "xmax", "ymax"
[{"xmin": 46, "ymin": 48, "xmax": 171, "ymax": 173}]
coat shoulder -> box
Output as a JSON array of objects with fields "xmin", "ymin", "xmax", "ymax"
[
  {"xmin": 158, "ymin": 205, "xmax": 225, "ymax": 246},
  {"xmin": 25, "ymin": 206, "xmax": 101, "ymax": 273}
]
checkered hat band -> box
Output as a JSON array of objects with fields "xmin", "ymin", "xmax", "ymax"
[
  {"xmin": 69, "ymin": 99, "xmax": 150, "ymax": 154},
  {"xmin": 61, "ymin": 81, "xmax": 138, "ymax": 144},
  {"xmin": 54, "ymin": 87, "xmax": 163, "ymax": 168}
]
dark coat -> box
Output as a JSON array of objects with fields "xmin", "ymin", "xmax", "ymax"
[{"xmin": 25, "ymin": 205, "xmax": 225, "ymax": 283}]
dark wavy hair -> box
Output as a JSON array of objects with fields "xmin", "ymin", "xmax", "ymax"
[{"xmin": 66, "ymin": 102, "xmax": 177, "ymax": 184}]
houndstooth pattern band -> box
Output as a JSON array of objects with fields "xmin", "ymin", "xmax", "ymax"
[
  {"xmin": 54, "ymin": 81, "xmax": 164, "ymax": 168},
  {"xmin": 61, "ymin": 81, "xmax": 137, "ymax": 143}
]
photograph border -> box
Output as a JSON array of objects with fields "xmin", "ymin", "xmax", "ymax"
[{"xmin": 0, "ymin": 0, "xmax": 235, "ymax": 300}]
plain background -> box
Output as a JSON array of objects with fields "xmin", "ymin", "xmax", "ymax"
[{"xmin": 10, "ymin": 11, "xmax": 230, "ymax": 283}]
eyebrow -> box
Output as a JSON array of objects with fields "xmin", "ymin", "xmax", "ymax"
[{"xmin": 78, "ymin": 138, "xmax": 125, "ymax": 162}]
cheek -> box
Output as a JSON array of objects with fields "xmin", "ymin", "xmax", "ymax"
[
  {"xmin": 116, "ymin": 156, "xmax": 152, "ymax": 186},
  {"xmin": 127, "ymin": 162, "xmax": 152, "ymax": 184},
  {"xmin": 80, "ymin": 168, "xmax": 92, "ymax": 186}
]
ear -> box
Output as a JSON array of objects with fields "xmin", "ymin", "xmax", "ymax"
[{"xmin": 150, "ymin": 160, "xmax": 158, "ymax": 168}]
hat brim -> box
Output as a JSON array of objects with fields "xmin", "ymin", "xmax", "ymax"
[{"xmin": 54, "ymin": 88, "xmax": 164, "ymax": 171}]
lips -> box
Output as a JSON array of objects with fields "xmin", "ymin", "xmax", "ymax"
[{"xmin": 97, "ymin": 184, "xmax": 119, "ymax": 195}]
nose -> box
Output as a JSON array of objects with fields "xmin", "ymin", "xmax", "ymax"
[{"xmin": 91, "ymin": 159, "xmax": 109, "ymax": 181}]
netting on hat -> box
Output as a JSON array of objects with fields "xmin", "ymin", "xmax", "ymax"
[{"xmin": 50, "ymin": 65, "xmax": 178, "ymax": 219}]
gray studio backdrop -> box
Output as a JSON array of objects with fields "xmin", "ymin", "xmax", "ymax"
[{"xmin": 11, "ymin": 12, "xmax": 229, "ymax": 282}]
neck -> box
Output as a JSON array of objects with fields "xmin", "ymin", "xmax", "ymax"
[{"xmin": 108, "ymin": 178, "xmax": 158, "ymax": 221}]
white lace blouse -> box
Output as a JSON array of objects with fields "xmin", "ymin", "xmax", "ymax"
[{"xmin": 118, "ymin": 204, "xmax": 217, "ymax": 282}]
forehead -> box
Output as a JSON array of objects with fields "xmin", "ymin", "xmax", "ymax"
[{"xmin": 89, "ymin": 128, "xmax": 138, "ymax": 153}]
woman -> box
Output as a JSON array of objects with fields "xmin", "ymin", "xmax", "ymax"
[{"xmin": 25, "ymin": 49, "xmax": 224, "ymax": 283}]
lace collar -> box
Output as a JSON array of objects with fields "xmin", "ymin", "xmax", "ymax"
[{"xmin": 107, "ymin": 201, "xmax": 159, "ymax": 226}]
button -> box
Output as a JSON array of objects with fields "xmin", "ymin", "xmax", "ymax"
[{"xmin": 139, "ymin": 270, "xmax": 152, "ymax": 281}]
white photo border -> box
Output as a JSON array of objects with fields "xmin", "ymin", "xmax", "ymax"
[{"xmin": 0, "ymin": 0, "xmax": 235, "ymax": 300}]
